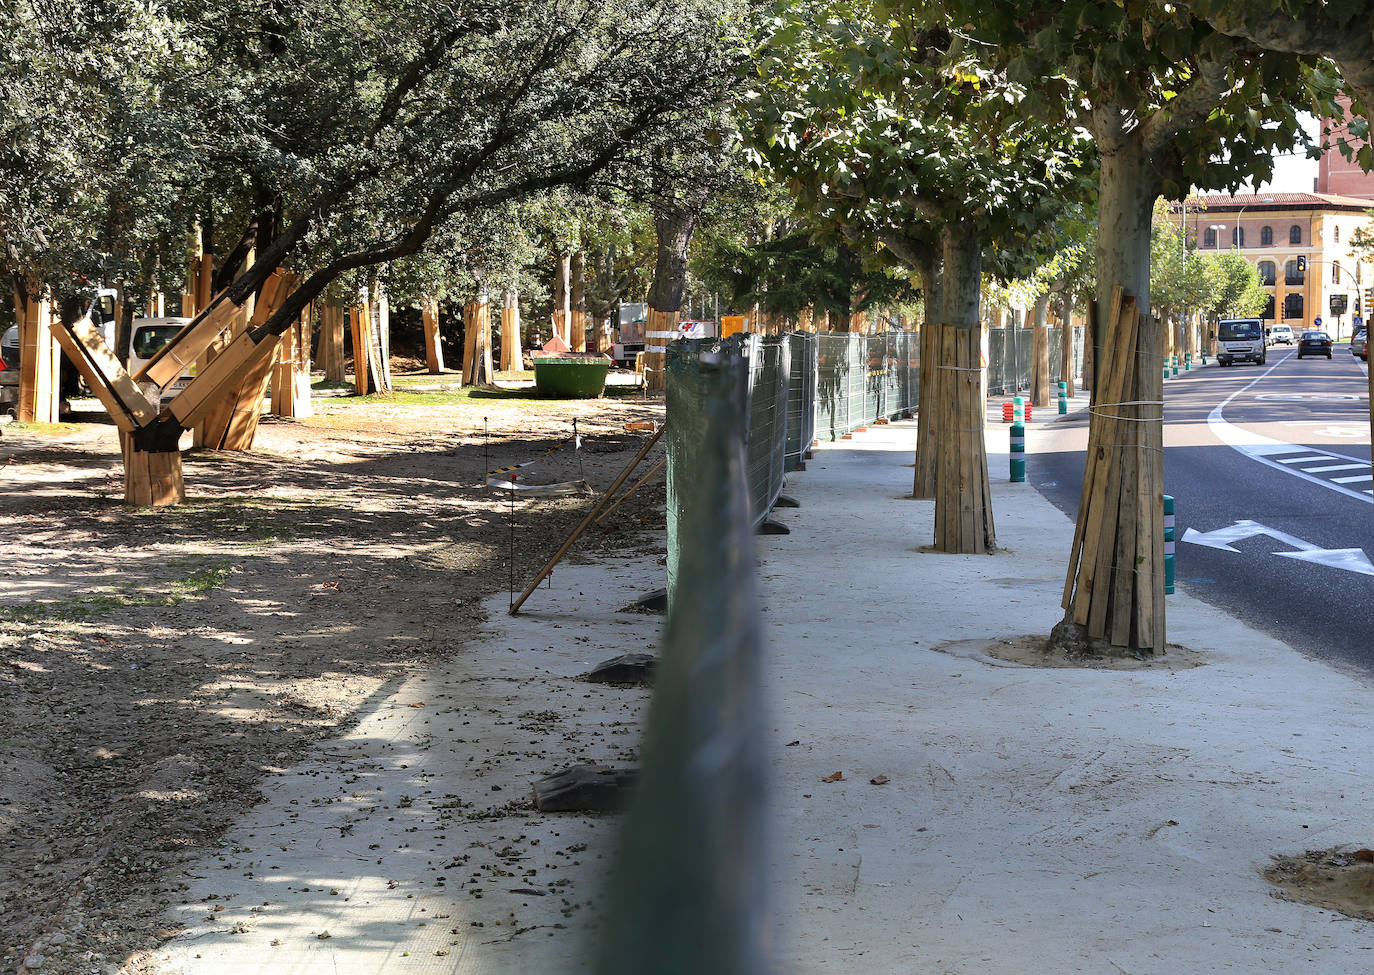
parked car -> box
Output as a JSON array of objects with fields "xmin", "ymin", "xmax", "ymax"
[
  {"xmin": 1268, "ymin": 324, "xmax": 1295, "ymax": 346},
  {"xmin": 127, "ymin": 317, "xmax": 194, "ymax": 405},
  {"xmin": 0, "ymin": 324, "xmax": 20, "ymax": 413},
  {"xmin": 1351, "ymin": 328, "xmax": 1367, "ymax": 361},
  {"xmin": 1297, "ymin": 330, "xmax": 1333, "ymax": 359}
]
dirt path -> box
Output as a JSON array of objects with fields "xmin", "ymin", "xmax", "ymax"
[{"xmin": 0, "ymin": 383, "xmax": 664, "ymax": 973}]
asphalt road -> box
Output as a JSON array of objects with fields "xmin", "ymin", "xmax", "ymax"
[{"xmin": 1029, "ymin": 345, "xmax": 1374, "ymax": 672}]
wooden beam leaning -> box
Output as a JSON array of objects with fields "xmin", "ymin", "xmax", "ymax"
[
  {"xmin": 509, "ymin": 424, "xmax": 665, "ymax": 615},
  {"xmin": 135, "ymin": 270, "xmax": 288, "ymax": 389},
  {"xmin": 48, "ymin": 318, "xmax": 158, "ymax": 432},
  {"xmin": 169, "ymin": 331, "xmax": 283, "ymax": 429}
]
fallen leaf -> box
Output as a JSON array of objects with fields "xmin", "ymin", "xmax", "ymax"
[
  {"xmin": 821, "ymin": 771, "xmax": 843, "ymax": 783},
  {"xmin": 870, "ymin": 775, "xmax": 889, "ymax": 786},
  {"xmin": 785, "ymin": 740, "xmax": 800, "ymax": 747},
  {"xmin": 409, "ymin": 702, "xmax": 426, "ymax": 708}
]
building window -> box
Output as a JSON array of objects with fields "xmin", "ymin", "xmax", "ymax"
[
  {"xmin": 1285, "ymin": 260, "xmax": 1305, "ymax": 285},
  {"xmin": 1232, "ymin": 227, "xmax": 1245, "ymax": 247},
  {"xmin": 1258, "ymin": 261, "xmax": 1276, "ymax": 285},
  {"xmin": 1290, "ymin": 225, "xmax": 1302, "ymax": 244},
  {"xmin": 1284, "ymin": 293, "xmax": 1304, "ymax": 320},
  {"xmin": 1263, "ymin": 294, "xmax": 1275, "ymax": 319},
  {"xmin": 1334, "ymin": 224, "xmax": 1341, "ymax": 243},
  {"xmin": 1261, "ymin": 225, "xmax": 1273, "ymax": 246},
  {"xmin": 1204, "ymin": 227, "xmax": 1217, "ymax": 248},
  {"xmin": 1333, "ymin": 261, "xmax": 1342, "ymax": 283}
]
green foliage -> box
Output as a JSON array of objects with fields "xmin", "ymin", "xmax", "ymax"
[
  {"xmin": 743, "ymin": 0, "xmax": 1096, "ymax": 278},
  {"xmin": 1202, "ymin": 251, "xmax": 1269, "ymax": 320}
]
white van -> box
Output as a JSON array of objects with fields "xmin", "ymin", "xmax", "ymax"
[
  {"xmin": 127, "ymin": 317, "xmax": 194, "ymax": 404},
  {"xmin": 1217, "ymin": 318, "xmax": 1266, "ymax": 366}
]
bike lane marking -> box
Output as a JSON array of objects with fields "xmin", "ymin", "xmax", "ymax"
[{"xmin": 1206, "ymin": 352, "xmax": 1373, "ymax": 505}]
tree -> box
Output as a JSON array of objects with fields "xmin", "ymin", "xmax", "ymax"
[
  {"xmin": 1202, "ymin": 251, "xmax": 1269, "ymax": 321},
  {"xmin": 946, "ymin": 0, "xmax": 1328, "ymax": 650},
  {"xmin": 746, "ymin": 1, "xmax": 1094, "ymax": 550}
]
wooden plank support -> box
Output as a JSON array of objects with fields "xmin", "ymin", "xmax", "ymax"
[
  {"xmin": 423, "ymin": 298, "xmax": 444, "ymax": 373},
  {"xmin": 17, "ymin": 297, "xmax": 60, "ymax": 423},
  {"xmin": 48, "ymin": 318, "xmax": 158, "ymax": 431},
  {"xmin": 136, "ymin": 270, "xmax": 288, "ymax": 389},
  {"xmin": 170, "ymin": 331, "xmax": 282, "ymax": 429}
]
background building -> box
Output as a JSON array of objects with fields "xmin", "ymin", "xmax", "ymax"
[{"xmin": 1184, "ymin": 192, "xmax": 1374, "ymax": 339}]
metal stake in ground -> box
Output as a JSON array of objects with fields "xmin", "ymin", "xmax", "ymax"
[{"xmin": 509, "ymin": 423, "xmax": 666, "ymax": 615}]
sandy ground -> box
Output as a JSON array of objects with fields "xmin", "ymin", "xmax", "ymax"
[{"xmin": 0, "ymin": 375, "xmax": 665, "ymax": 973}]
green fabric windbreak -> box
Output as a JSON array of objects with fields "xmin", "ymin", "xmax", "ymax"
[
  {"xmin": 665, "ymin": 336, "xmax": 750, "ymax": 602},
  {"xmin": 597, "ymin": 335, "xmax": 771, "ymax": 975},
  {"xmin": 785, "ymin": 333, "xmax": 817, "ymax": 471}
]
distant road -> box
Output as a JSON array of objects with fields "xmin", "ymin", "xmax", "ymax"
[{"xmin": 1030, "ymin": 348, "xmax": 1374, "ymax": 672}]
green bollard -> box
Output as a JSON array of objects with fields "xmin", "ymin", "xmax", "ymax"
[
  {"xmin": 1164, "ymin": 495, "xmax": 1175, "ymax": 595},
  {"xmin": 1201, "ymin": 349, "xmax": 1208, "ymax": 365},
  {"xmin": 1171, "ymin": 356, "xmax": 1178, "ymax": 377},
  {"xmin": 1184, "ymin": 354, "xmax": 1191, "ymax": 372},
  {"xmin": 1012, "ymin": 395, "xmax": 1024, "ymax": 423},
  {"xmin": 1163, "ymin": 364, "xmax": 1170, "ymax": 382},
  {"xmin": 1010, "ymin": 421, "xmax": 1025, "ymax": 482},
  {"xmin": 1057, "ymin": 381, "xmax": 1068, "ymax": 414}
]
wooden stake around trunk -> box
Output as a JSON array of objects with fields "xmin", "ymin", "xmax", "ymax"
[
  {"xmin": 931, "ymin": 226, "xmax": 995, "ymax": 553},
  {"xmin": 1031, "ymin": 294, "xmax": 1051, "ymax": 408},
  {"xmin": 320, "ymin": 304, "xmax": 347, "ymax": 383},
  {"xmin": 120, "ymin": 432, "xmax": 185, "ymax": 507},
  {"xmin": 17, "ymin": 296, "xmax": 60, "ymax": 423},
  {"xmin": 422, "ymin": 297, "xmax": 444, "ymax": 373},
  {"xmin": 500, "ymin": 291, "xmax": 521, "ymax": 371},
  {"xmin": 643, "ymin": 307, "xmax": 678, "ymax": 392},
  {"xmin": 913, "ymin": 322, "xmax": 939, "ymax": 499},
  {"xmin": 462, "ymin": 298, "xmax": 494, "ymax": 385},
  {"xmin": 1060, "ymin": 289, "xmax": 1165, "ymax": 651},
  {"xmin": 570, "ymin": 252, "xmax": 587, "ymax": 353}
]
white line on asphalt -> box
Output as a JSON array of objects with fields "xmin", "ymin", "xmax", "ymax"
[
  {"xmin": 1303, "ymin": 463, "xmax": 1368, "ymax": 473},
  {"xmin": 1206, "ymin": 352, "xmax": 1373, "ymax": 505},
  {"xmin": 1276, "ymin": 454, "xmax": 1334, "ymax": 463},
  {"xmin": 1333, "ymin": 474, "xmax": 1374, "ymax": 483}
]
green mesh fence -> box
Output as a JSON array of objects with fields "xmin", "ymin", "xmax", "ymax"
[
  {"xmin": 745, "ymin": 335, "xmax": 790, "ymax": 525},
  {"xmin": 816, "ymin": 331, "xmax": 920, "ymax": 441},
  {"xmin": 785, "ymin": 333, "xmax": 817, "ymax": 471},
  {"xmin": 597, "ymin": 335, "xmax": 771, "ymax": 975},
  {"xmin": 985, "ymin": 326, "xmax": 1086, "ymax": 395}
]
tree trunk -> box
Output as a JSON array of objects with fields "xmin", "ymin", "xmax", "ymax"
[
  {"xmin": 645, "ymin": 207, "xmax": 696, "ymax": 392},
  {"xmin": 1058, "ymin": 288, "xmax": 1076, "ymax": 398},
  {"xmin": 422, "ymin": 297, "xmax": 444, "ymax": 373},
  {"xmin": 463, "ymin": 296, "xmax": 495, "ymax": 385},
  {"xmin": 553, "ymin": 251, "xmax": 571, "ymax": 346},
  {"xmin": 933, "ymin": 226, "xmax": 994, "ymax": 553},
  {"xmin": 500, "ymin": 290, "xmax": 522, "ymax": 371},
  {"xmin": 16, "ymin": 293, "xmax": 60, "ymax": 423},
  {"xmin": 1031, "ymin": 293, "xmax": 1051, "ymax": 407},
  {"xmin": 913, "ymin": 253, "xmax": 942, "ymax": 499},
  {"xmin": 1062, "ymin": 126, "xmax": 1166, "ymax": 652},
  {"xmin": 570, "ymin": 251, "xmax": 587, "ymax": 352}
]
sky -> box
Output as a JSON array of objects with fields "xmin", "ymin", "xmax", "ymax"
[{"xmin": 1239, "ymin": 113, "xmax": 1322, "ymax": 194}]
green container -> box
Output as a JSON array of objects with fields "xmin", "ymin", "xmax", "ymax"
[{"xmin": 531, "ymin": 356, "xmax": 611, "ymax": 397}]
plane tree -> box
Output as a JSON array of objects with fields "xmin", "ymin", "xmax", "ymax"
[
  {"xmin": 941, "ymin": 0, "xmax": 1331, "ymax": 650},
  {"xmin": 746, "ymin": 0, "xmax": 1093, "ymax": 550}
]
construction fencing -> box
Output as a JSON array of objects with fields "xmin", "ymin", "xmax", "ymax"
[{"xmin": 984, "ymin": 324, "xmax": 1087, "ymax": 396}]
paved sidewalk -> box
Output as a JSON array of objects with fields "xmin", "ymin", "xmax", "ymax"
[{"xmin": 153, "ymin": 406, "xmax": 1374, "ymax": 974}]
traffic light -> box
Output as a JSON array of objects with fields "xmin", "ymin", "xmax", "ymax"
[{"xmin": 1297, "ymin": 256, "xmax": 1307, "ymax": 273}]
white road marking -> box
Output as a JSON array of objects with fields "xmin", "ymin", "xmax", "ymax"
[
  {"xmin": 1303, "ymin": 462, "xmax": 1368, "ymax": 472},
  {"xmin": 1333, "ymin": 474, "xmax": 1374, "ymax": 484},
  {"xmin": 1206, "ymin": 354, "xmax": 1373, "ymax": 505},
  {"xmin": 1181, "ymin": 520, "xmax": 1374, "ymax": 576}
]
